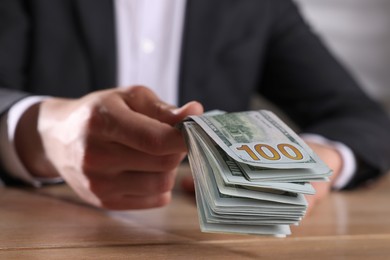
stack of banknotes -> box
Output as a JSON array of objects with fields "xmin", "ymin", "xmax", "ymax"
[{"xmin": 181, "ymin": 110, "xmax": 332, "ymax": 237}]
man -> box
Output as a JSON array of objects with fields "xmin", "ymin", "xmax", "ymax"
[{"xmin": 1, "ymin": 0, "xmax": 389, "ymax": 210}]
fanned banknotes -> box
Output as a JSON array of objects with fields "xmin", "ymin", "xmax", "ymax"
[{"xmin": 181, "ymin": 110, "xmax": 332, "ymax": 237}]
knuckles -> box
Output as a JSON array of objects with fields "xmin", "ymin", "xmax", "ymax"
[
  {"xmin": 126, "ymin": 85, "xmax": 152, "ymax": 98},
  {"xmin": 84, "ymin": 104, "xmax": 112, "ymax": 137},
  {"xmin": 68, "ymin": 90, "xmax": 180, "ymax": 210},
  {"xmin": 139, "ymin": 171, "xmax": 176, "ymax": 195},
  {"xmin": 152, "ymin": 172, "xmax": 176, "ymax": 194},
  {"xmin": 138, "ymin": 130, "xmax": 185, "ymax": 156},
  {"xmin": 77, "ymin": 92, "xmax": 118, "ymax": 137},
  {"xmin": 138, "ymin": 130, "xmax": 166, "ymax": 155},
  {"xmin": 157, "ymin": 154, "xmax": 183, "ymax": 172}
]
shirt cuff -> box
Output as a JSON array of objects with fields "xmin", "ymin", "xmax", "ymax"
[
  {"xmin": 0, "ymin": 96, "xmax": 63, "ymax": 187},
  {"xmin": 300, "ymin": 133, "xmax": 356, "ymax": 190}
]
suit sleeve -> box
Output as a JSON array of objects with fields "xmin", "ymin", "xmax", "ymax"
[
  {"xmin": 0, "ymin": 0, "xmax": 30, "ymax": 109},
  {"xmin": 260, "ymin": 0, "xmax": 390, "ymax": 188},
  {"xmin": 0, "ymin": 0, "xmax": 31, "ymax": 184}
]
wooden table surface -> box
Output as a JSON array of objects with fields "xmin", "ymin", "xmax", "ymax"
[{"xmin": 0, "ymin": 165, "xmax": 389, "ymax": 259}]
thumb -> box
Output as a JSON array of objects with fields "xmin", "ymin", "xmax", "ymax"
[
  {"xmin": 123, "ymin": 86, "xmax": 203, "ymax": 126},
  {"xmin": 169, "ymin": 101, "xmax": 204, "ymax": 125}
]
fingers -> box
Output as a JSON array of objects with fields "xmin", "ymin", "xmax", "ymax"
[
  {"xmin": 39, "ymin": 87, "xmax": 203, "ymax": 211},
  {"xmin": 85, "ymin": 170, "xmax": 177, "ymax": 210},
  {"xmin": 100, "ymin": 192, "xmax": 173, "ymax": 210},
  {"xmin": 89, "ymin": 170, "xmax": 177, "ymax": 198},
  {"xmin": 84, "ymin": 86, "xmax": 203, "ymax": 155},
  {"xmin": 81, "ymin": 94, "xmax": 185, "ymax": 155},
  {"xmin": 109, "ymin": 109, "xmax": 188, "ymax": 155},
  {"xmin": 82, "ymin": 140, "xmax": 186, "ymax": 174},
  {"xmin": 304, "ymin": 194, "xmax": 315, "ymax": 215},
  {"xmin": 305, "ymin": 181, "xmax": 331, "ymax": 215},
  {"xmin": 181, "ymin": 174, "xmax": 195, "ymax": 193}
]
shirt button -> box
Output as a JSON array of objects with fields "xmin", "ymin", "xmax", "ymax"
[{"xmin": 141, "ymin": 39, "xmax": 155, "ymax": 54}]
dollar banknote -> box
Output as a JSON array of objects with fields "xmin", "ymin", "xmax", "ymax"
[
  {"xmin": 181, "ymin": 110, "xmax": 332, "ymax": 237},
  {"xmin": 190, "ymin": 110, "xmax": 323, "ymax": 169}
]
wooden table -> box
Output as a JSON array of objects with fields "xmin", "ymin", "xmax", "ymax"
[{"xmin": 0, "ymin": 165, "xmax": 389, "ymax": 259}]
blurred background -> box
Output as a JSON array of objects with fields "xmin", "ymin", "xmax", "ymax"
[{"xmin": 294, "ymin": 0, "xmax": 390, "ymax": 114}]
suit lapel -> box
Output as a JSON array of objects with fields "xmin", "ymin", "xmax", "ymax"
[
  {"xmin": 179, "ymin": 0, "xmax": 256, "ymax": 111},
  {"xmin": 73, "ymin": 0, "xmax": 116, "ymax": 90},
  {"xmin": 179, "ymin": 0, "xmax": 223, "ymax": 107}
]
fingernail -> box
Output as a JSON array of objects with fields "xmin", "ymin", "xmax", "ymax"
[{"xmin": 171, "ymin": 107, "xmax": 182, "ymax": 115}]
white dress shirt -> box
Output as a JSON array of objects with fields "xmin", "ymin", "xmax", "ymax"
[
  {"xmin": 0, "ymin": 0, "xmax": 355, "ymax": 189},
  {"xmin": 115, "ymin": 0, "xmax": 186, "ymax": 105}
]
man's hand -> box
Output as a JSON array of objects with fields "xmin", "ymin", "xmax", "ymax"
[
  {"xmin": 15, "ymin": 86, "xmax": 203, "ymax": 210},
  {"xmin": 304, "ymin": 141, "xmax": 342, "ymax": 213}
]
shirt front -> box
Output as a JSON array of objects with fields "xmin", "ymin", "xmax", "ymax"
[{"xmin": 114, "ymin": 0, "xmax": 187, "ymax": 105}]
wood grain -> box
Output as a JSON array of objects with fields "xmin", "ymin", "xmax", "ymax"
[{"xmin": 0, "ymin": 165, "xmax": 389, "ymax": 259}]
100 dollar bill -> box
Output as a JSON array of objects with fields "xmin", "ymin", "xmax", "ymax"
[{"xmin": 190, "ymin": 110, "xmax": 321, "ymax": 169}]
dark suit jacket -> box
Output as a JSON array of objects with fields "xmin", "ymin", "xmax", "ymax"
[{"xmin": 1, "ymin": 0, "xmax": 390, "ymax": 188}]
